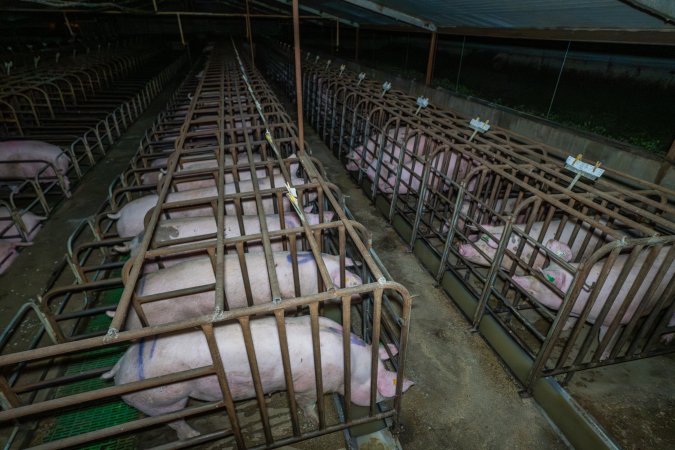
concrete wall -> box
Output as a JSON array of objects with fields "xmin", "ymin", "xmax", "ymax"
[{"xmin": 334, "ymin": 58, "xmax": 675, "ymax": 191}]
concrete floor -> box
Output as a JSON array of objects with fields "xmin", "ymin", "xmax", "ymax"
[{"xmin": 304, "ymin": 130, "xmax": 567, "ymax": 449}]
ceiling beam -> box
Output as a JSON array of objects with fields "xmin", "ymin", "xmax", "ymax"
[
  {"xmin": 361, "ymin": 24, "xmax": 675, "ymax": 46},
  {"xmin": 340, "ymin": 0, "xmax": 436, "ymax": 31},
  {"xmin": 268, "ymin": 0, "xmax": 359, "ymax": 27},
  {"xmin": 621, "ymin": 0, "xmax": 675, "ymax": 23}
]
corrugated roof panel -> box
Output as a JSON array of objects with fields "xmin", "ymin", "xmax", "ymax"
[{"xmin": 301, "ymin": 0, "xmax": 673, "ymax": 29}]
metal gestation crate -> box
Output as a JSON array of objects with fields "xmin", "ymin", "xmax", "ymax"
[
  {"xmin": 0, "ymin": 47, "xmax": 189, "ymax": 248},
  {"xmin": 261, "ymin": 41, "xmax": 675, "ymax": 389},
  {"xmin": 0, "ymin": 43, "xmax": 414, "ymax": 449}
]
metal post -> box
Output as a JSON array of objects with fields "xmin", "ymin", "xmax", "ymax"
[
  {"xmin": 176, "ymin": 13, "xmax": 186, "ymax": 47},
  {"xmin": 355, "ymin": 27, "xmax": 359, "ymax": 61},
  {"xmin": 246, "ymin": 0, "xmax": 254, "ymax": 65},
  {"xmin": 425, "ymin": 31, "xmax": 437, "ymax": 86},
  {"xmin": 336, "ymin": 19, "xmax": 340, "ymax": 53},
  {"xmin": 63, "ymin": 12, "xmax": 74, "ymax": 37},
  {"xmin": 292, "ymin": 0, "xmax": 305, "ymax": 154},
  {"xmin": 456, "ymin": 36, "xmax": 465, "ymax": 91},
  {"xmin": 546, "ymin": 40, "xmax": 571, "ymax": 118}
]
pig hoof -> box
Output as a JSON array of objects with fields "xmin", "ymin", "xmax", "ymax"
[
  {"xmin": 171, "ymin": 420, "xmax": 201, "ymax": 440},
  {"xmin": 300, "ymin": 404, "xmax": 319, "ymax": 425}
]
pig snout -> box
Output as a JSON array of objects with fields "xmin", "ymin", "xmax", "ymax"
[{"xmin": 345, "ymin": 160, "xmax": 360, "ymax": 171}]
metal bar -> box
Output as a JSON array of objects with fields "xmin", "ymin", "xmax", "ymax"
[
  {"xmin": 292, "ymin": 0, "xmax": 305, "ymax": 154},
  {"xmin": 546, "ymin": 40, "xmax": 571, "ymax": 118},
  {"xmin": 425, "ymin": 31, "xmax": 437, "ymax": 86}
]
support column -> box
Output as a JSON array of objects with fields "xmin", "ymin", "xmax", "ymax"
[
  {"xmin": 245, "ymin": 0, "xmax": 254, "ymax": 64},
  {"xmin": 292, "ymin": 0, "xmax": 305, "ymax": 154},
  {"xmin": 176, "ymin": 13, "xmax": 186, "ymax": 46},
  {"xmin": 425, "ymin": 31, "xmax": 437, "ymax": 86}
]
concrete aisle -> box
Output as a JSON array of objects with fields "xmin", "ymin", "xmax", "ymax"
[
  {"xmin": 0, "ymin": 77, "xmax": 183, "ymax": 332},
  {"xmin": 304, "ymin": 130, "xmax": 567, "ymax": 449}
]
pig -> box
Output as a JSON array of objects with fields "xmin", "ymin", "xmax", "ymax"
[
  {"xmin": 512, "ymin": 242, "xmax": 675, "ymax": 354},
  {"xmin": 101, "ymin": 315, "xmax": 414, "ymax": 439},
  {"xmin": 0, "ymin": 206, "xmax": 45, "ymax": 241},
  {"xmin": 139, "ymin": 152, "xmax": 262, "ymax": 185},
  {"xmin": 113, "ymin": 252, "xmax": 363, "ymax": 329},
  {"xmin": 153, "ymin": 154, "xmax": 300, "ymax": 192},
  {"xmin": 0, "ymin": 140, "xmax": 71, "ymax": 196},
  {"xmin": 458, "ymin": 218, "xmax": 620, "ymax": 273},
  {"xmin": 385, "ymin": 150, "xmax": 478, "ymax": 196},
  {"xmin": 108, "ymin": 175, "xmax": 310, "ymax": 238},
  {"xmin": 0, "ymin": 241, "xmax": 32, "ymax": 274},
  {"xmin": 348, "ymin": 156, "xmax": 395, "ymax": 194},
  {"xmin": 442, "ymin": 197, "xmax": 526, "ymax": 234},
  {"xmin": 115, "ymin": 212, "xmax": 336, "ymax": 268}
]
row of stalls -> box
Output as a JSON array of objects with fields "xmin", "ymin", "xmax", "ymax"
[
  {"xmin": 0, "ymin": 38, "xmax": 188, "ymax": 273},
  {"xmin": 258, "ymin": 38, "xmax": 675, "ymax": 443},
  {"xmin": 0, "ymin": 43, "xmax": 414, "ymax": 449}
]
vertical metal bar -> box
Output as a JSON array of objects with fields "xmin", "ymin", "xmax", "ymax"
[
  {"xmin": 341, "ymin": 295, "xmax": 352, "ymax": 423},
  {"xmin": 273, "ymin": 310, "xmax": 302, "ymax": 436},
  {"xmin": 425, "ymin": 31, "xmax": 437, "ymax": 86},
  {"xmin": 292, "ymin": 0, "xmax": 305, "ymax": 154},
  {"xmin": 177, "ymin": 13, "xmax": 186, "ymax": 47},
  {"xmin": 336, "ymin": 19, "xmax": 340, "ymax": 52},
  {"xmin": 456, "ymin": 36, "xmax": 465, "ymax": 91},
  {"xmin": 239, "ymin": 316, "xmax": 274, "ymax": 445},
  {"xmin": 546, "ymin": 40, "xmax": 571, "ymax": 118},
  {"xmin": 200, "ymin": 323, "xmax": 246, "ymax": 448},
  {"xmin": 309, "ymin": 302, "xmax": 326, "ymax": 428},
  {"xmin": 246, "ymin": 0, "xmax": 254, "ymax": 65}
]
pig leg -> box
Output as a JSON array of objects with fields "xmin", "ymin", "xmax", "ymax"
[
  {"xmin": 562, "ymin": 317, "xmax": 578, "ymax": 332},
  {"xmin": 597, "ymin": 325, "xmax": 621, "ymax": 361},
  {"xmin": 295, "ymin": 392, "xmax": 319, "ymax": 424},
  {"xmin": 123, "ymin": 392, "xmax": 199, "ymax": 439}
]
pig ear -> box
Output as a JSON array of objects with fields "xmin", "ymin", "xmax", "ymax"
[
  {"xmin": 545, "ymin": 239, "xmax": 573, "ymax": 262},
  {"xmin": 378, "ymin": 343, "xmax": 398, "ymax": 360},
  {"xmin": 344, "ymin": 257, "xmax": 362, "ymax": 268},
  {"xmin": 377, "ymin": 368, "xmax": 414, "ymax": 398}
]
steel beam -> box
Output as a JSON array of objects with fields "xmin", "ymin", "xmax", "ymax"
[
  {"xmin": 340, "ymin": 0, "xmax": 436, "ymax": 31},
  {"xmin": 361, "ymin": 24, "xmax": 675, "ymax": 46},
  {"xmin": 623, "ymin": 0, "xmax": 675, "ymax": 23},
  {"xmin": 271, "ymin": 0, "xmax": 359, "ymax": 28}
]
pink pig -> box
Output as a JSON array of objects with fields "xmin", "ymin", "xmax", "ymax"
[
  {"xmin": 109, "ymin": 175, "xmax": 310, "ymax": 237},
  {"xmin": 512, "ymin": 242, "xmax": 675, "ymax": 355},
  {"xmin": 102, "ymin": 316, "xmax": 414, "ymax": 439},
  {"xmin": 0, "ymin": 140, "xmax": 71, "ymax": 196}
]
